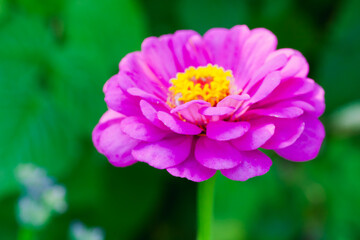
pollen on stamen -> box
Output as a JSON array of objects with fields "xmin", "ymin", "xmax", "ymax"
[{"xmin": 167, "ymin": 64, "xmax": 233, "ymax": 107}]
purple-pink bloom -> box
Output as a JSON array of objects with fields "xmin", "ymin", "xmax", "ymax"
[{"xmin": 92, "ymin": 26, "xmax": 325, "ymax": 182}]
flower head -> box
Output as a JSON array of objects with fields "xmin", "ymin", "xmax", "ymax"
[
  {"xmin": 93, "ymin": 26, "xmax": 325, "ymax": 182},
  {"xmin": 16, "ymin": 164, "xmax": 67, "ymax": 228},
  {"xmin": 70, "ymin": 221, "xmax": 105, "ymax": 240}
]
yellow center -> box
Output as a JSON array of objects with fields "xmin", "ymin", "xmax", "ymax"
[{"xmin": 168, "ymin": 64, "xmax": 233, "ymax": 107}]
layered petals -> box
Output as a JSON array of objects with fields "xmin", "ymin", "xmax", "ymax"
[
  {"xmin": 139, "ymin": 100, "xmax": 169, "ymax": 130},
  {"xmin": 132, "ymin": 135, "xmax": 193, "ymax": 169},
  {"xmin": 171, "ymin": 100, "xmax": 210, "ymax": 123},
  {"xmin": 266, "ymin": 48, "xmax": 309, "ymax": 79},
  {"xmin": 221, "ymin": 150, "xmax": 272, "ymax": 181},
  {"xmin": 231, "ymin": 120, "xmax": 275, "ymax": 151},
  {"xmin": 262, "ymin": 118, "xmax": 305, "ymax": 149},
  {"xmin": 206, "ymin": 121, "xmax": 250, "ymax": 141},
  {"xmin": 245, "ymin": 101, "xmax": 304, "ymax": 119},
  {"xmin": 167, "ymin": 152, "xmax": 216, "ymax": 182},
  {"xmin": 195, "ymin": 137, "xmax": 242, "ymax": 170},
  {"xmin": 246, "ymin": 71, "xmax": 281, "ymax": 104},
  {"xmin": 235, "ymin": 28, "xmax": 278, "ymax": 89},
  {"xmin": 120, "ymin": 116, "xmax": 169, "ymax": 142},
  {"xmin": 275, "ymin": 114, "xmax": 325, "ymax": 161},
  {"xmin": 104, "ymin": 75, "xmax": 141, "ymax": 116},
  {"xmin": 92, "ymin": 111, "xmax": 139, "ymax": 167},
  {"xmin": 298, "ymin": 83, "xmax": 325, "ymax": 117},
  {"xmin": 94, "ymin": 25, "xmax": 325, "ymax": 182},
  {"xmin": 158, "ymin": 111, "xmax": 203, "ymax": 135}
]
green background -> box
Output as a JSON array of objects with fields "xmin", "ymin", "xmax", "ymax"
[{"xmin": 1, "ymin": 0, "xmax": 360, "ymax": 239}]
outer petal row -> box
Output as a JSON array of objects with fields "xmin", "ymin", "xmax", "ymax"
[
  {"xmin": 132, "ymin": 135, "xmax": 193, "ymax": 169},
  {"xmin": 221, "ymin": 150, "xmax": 272, "ymax": 181},
  {"xmin": 167, "ymin": 149, "xmax": 216, "ymax": 182},
  {"xmin": 275, "ymin": 114, "xmax": 325, "ymax": 161},
  {"xmin": 92, "ymin": 110, "xmax": 139, "ymax": 167},
  {"xmin": 95, "ymin": 26, "xmax": 325, "ymax": 182},
  {"xmin": 93, "ymin": 110, "xmax": 323, "ymax": 181}
]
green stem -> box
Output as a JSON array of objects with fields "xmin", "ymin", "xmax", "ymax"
[
  {"xmin": 17, "ymin": 227, "xmax": 36, "ymax": 240},
  {"xmin": 197, "ymin": 175, "xmax": 216, "ymax": 240}
]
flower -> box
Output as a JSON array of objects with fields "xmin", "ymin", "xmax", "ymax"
[
  {"xmin": 92, "ymin": 25, "xmax": 325, "ymax": 182},
  {"xmin": 70, "ymin": 221, "xmax": 105, "ymax": 240},
  {"xmin": 16, "ymin": 164, "xmax": 67, "ymax": 228}
]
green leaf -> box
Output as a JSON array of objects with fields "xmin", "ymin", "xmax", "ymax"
[
  {"xmin": 42, "ymin": 152, "xmax": 166, "ymax": 240},
  {"xmin": 0, "ymin": 15, "xmax": 78, "ymax": 198},
  {"xmin": 50, "ymin": 0, "xmax": 148, "ymax": 132},
  {"xmin": 0, "ymin": 0, "xmax": 8, "ymax": 22},
  {"xmin": 316, "ymin": 0, "xmax": 360, "ymax": 113},
  {"xmin": 15, "ymin": 0, "xmax": 65, "ymax": 17},
  {"xmin": 214, "ymin": 155, "xmax": 309, "ymax": 240},
  {"xmin": 64, "ymin": 0, "xmax": 147, "ymax": 66},
  {"xmin": 176, "ymin": 0, "xmax": 250, "ymax": 34},
  {"xmin": 306, "ymin": 138, "xmax": 360, "ymax": 239}
]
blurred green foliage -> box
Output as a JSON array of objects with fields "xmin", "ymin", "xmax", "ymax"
[{"xmin": 0, "ymin": 0, "xmax": 359, "ymax": 239}]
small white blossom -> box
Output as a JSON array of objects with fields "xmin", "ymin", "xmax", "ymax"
[
  {"xmin": 70, "ymin": 221, "xmax": 105, "ymax": 240},
  {"xmin": 42, "ymin": 185, "xmax": 67, "ymax": 213},
  {"xmin": 15, "ymin": 164, "xmax": 67, "ymax": 229},
  {"xmin": 15, "ymin": 164, "xmax": 53, "ymax": 197},
  {"xmin": 17, "ymin": 197, "xmax": 50, "ymax": 228}
]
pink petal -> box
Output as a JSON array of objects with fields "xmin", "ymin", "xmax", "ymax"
[
  {"xmin": 245, "ymin": 54, "xmax": 287, "ymax": 91},
  {"xmin": 212, "ymin": 25, "xmax": 250, "ymax": 71},
  {"xmin": 234, "ymin": 28, "xmax": 278, "ymax": 89},
  {"xmin": 275, "ymin": 114, "xmax": 325, "ymax": 161},
  {"xmin": 262, "ymin": 117, "xmax": 305, "ymax": 149},
  {"xmin": 247, "ymin": 71, "xmax": 281, "ymax": 104},
  {"xmin": 266, "ymin": 48, "xmax": 309, "ymax": 79},
  {"xmin": 199, "ymin": 106, "xmax": 234, "ymax": 116},
  {"xmin": 119, "ymin": 52, "xmax": 168, "ymax": 96},
  {"xmin": 132, "ymin": 135, "xmax": 193, "ymax": 169},
  {"xmin": 139, "ymin": 100, "xmax": 168, "ymax": 130},
  {"xmin": 120, "ymin": 116, "xmax": 169, "ymax": 142},
  {"xmin": 260, "ymin": 77, "xmax": 315, "ymax": 105},
  {"xmin": 141, "ymin": 36, "xmax": 177, "ymax": 86},
  {"xmin": 199, "ymin": 106, "xmax": 235, "ymax": 122},
  {"xmin": 231, "ymin": 120, "xmax": 275, "ymax": 151},
  {"xmin": 280, "ymin": 53, "xmax": 309, "ymax": 79},
  {"xmin": 203, "ymin": 27, "xmax": 229, "ymax": 63},
  {"xmin": 93, "ymin": 118, "xmax": 139, "ymax": 167},
  {"xmin": 297, "ymin": 83, "xmax": 325, "ymax": 117},
  {"xmin": 127, "ymin": 87, "xmax": 164, "ymax": 104},
  {"xmin": 168, "ymin": 30, "xmax": 201, "ymax": 70},
  {"xmin": 171, "ymin": 100, "xmax": 210, "ymax": 124},
  {"xmin": 221, "ymin": 150, "xmax": 272, "ymax": 181},
  {"xmin": 157, "ymin": 111, "xmax": 203, "ymax": 135},
  {"xmin": 195, "ymin": 137, "xmax": 242, "ymax": 170},
  {"xmin": 217, "ymin": 94, "xmax": 250, "ymax": 108},
  {"xmin": 167, "ymin": 153, "xmax": 216, "ymax": 182},
  {"xmin": 104, "ymin": 75, "xmax": 141, "ymax": 116},
  {"xmin": 245, "ymin": 103, "xmax": 304, "ymax": 119},
  {"xmin": 250, "ymin": 99, "xmax": 315, "ymax": 118},
  {"xmin": 184, "ymin": 34, "xmax": 212, "ymax": 67},
  {"xmin": 206, "ymin": 121, "xmax": 250, "ymax": 141},
  {"xmin": 115, "ymin": 71, "xmax": 137, "ymax": 91},
  {"xmin": 284, "ymin": 100, "xmax": 315, "ymax": 112},
  {"xmin": 99, "ymin": 109, "xmax": 124, "ymax": 123}
]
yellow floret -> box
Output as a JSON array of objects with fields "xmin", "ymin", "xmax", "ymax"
[{"xmin": 168, "ymin": 64, "xmax": 232, "ymax": 107}]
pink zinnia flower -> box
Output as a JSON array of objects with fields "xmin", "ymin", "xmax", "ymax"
[{"xmin": 92, "ymin": 26, "xmax": 325, "ymax": 182}]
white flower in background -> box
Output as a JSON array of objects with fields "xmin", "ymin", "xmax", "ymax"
[
  {"xmin": 43, "ymin": 185, "xmax": 67, "ymax": 214},
  {"xmin": 70, "ymin": 221, "xmax": 105, "ymax": 240},
  {"xmin": 330, "ymin": 101, "xmax": 360, "ymax": 135},
  {"xmin": 15, "ymin": 164, "xmax": 67, "ymax": 229},
  {"xmin": 17, "ymin": 197, "xmax": 50, "ymax": 228},
  {"xmin": 15, "ymin": 164, "xmax": 53, "ymax": 197}
]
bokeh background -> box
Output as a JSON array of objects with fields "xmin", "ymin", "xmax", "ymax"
[{"xmin": 1, "ymin": 0, "xmax": 360, "ymax": 239}]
